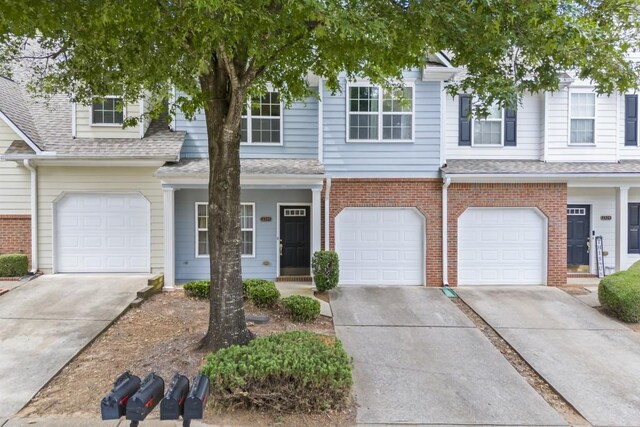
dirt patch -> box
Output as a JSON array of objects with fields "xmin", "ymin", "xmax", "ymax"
[
  {"xmin": 452, "ymin": 298, "xmax": 590, "ymax": 427},
  {"xmin": 314, "ymin": 291, "xmax": 330, "ymax": 303},
  {"xmin": 561, "ymin": 286, "xmax": 591, "ymax": 296},
  {"xmin": 20, "ymin": 291, "xmax": 354, "ymax": 426}
]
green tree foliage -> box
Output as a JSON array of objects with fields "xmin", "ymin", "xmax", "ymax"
[{"xmin": 1, "ymin": 0, "xmax": 638, "ymax": 349}]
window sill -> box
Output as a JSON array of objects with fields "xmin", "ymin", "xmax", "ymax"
[
  {"xmin": 567, "ymin": 143, "xmax": 596, "ymax": 147},
  {"xmin": 89, "ymin": 123, "xmax": 125, "ymax": 128},
  {"xmin": 346, "ymin": 140, "xmax": 414, "ymax": 144},
  {"xmin": 469, "ymin": 144, "xmax": 506, "ymax": 148},
  {"xmin": 240, "ymin": 142, "xmax": 284, "ymax": 147},
  {"xmin": 195, "ymin": 254, "xmax": 256, "ymax": 259}
]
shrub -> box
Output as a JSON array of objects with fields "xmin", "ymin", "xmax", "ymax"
[
  {"xmin": 282, "ymin": 295, "xmax": 321, "ymax": 322},
  {"xmin": 312, "ymin": 251, "xmax": 339, "ymax": 292},
  {"xmin": 183, "ymin": 280, "xmax": 210, "ymax": 299},
  {"xmin": 599, "ymin": 270, "xmax": 640, "ymax": 323},
  {"xmin": 245, "ymin": 279, "xmax": 280, "ymax": 308},
  {"xmin": 201, "ymin": 331, "xmax": 352, "ymax": 411},
  {"xmin": 0, "ymin": 254, "xmax": 28, "ymax": 277},
  {"xmin": 242, "ymin": 278, "xmax": 272, "ymax": 299}
]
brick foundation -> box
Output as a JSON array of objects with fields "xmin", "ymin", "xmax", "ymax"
[
  {"xmin": 0, "ymin": 214, "xmax": 31, "ymax": 268},
  {"xmin": 322, "ymin": 178, "xmax": 443, "ymax": 286},
  {"xmin": 447, "ymin": 183, "xmax": 567, "ymax": 287}
]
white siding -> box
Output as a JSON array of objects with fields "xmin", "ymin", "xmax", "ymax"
[
  {"xmin": 445, "ymin": 93, "xmax": 543, "ymax": 160},
  {"xmin": 545, "ymin": 90, "xmax": 617, "ymax": 162},
  {"xmin": 0, "ymin": 121, "xmax": 30, "ymax": 214},
  {"xmin": 75, "ymin": 102, "xmax": 142, "ymax": 139},
  {"xmin": 37, "ymin": 167, "xmax": 164, "ymax": 273}
]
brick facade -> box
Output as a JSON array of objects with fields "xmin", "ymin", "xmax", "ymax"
[
  {"xmin": 322, "ymin": 178, "xmax": 443, "ymax": 286},
  {"xmin": 0, "ymin": 214, "xmax": 31, "ymax": 267},
  {"xmin": 447, "ymin": 183, "xmax": 567, "ymax": 287}
]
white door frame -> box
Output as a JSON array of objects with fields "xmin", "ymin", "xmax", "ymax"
[
  {"xmin": 52, "ymin": 191, "xmax": 152, "ymax": 273},
  {"xmin": 457, "ymin": 207, "xmax": 548, "ymax": 286},
  {"xmin": 335, "ymin": 207, "xmax": 426, "ymax": 286},
  {"xmin": 276, "ymin": 202, "xmax": 313, "ymax": 277}
]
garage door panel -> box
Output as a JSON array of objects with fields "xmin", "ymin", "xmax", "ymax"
[
  {"xmin": 336, "ymin": 208, "xmax": 424, "ymax": 286},
  {"xmin": 458, "ymin": 208, "xmax": 545, "ymax": 286},
  {"xmin": 56, "ymin": 193, "xmax": 150, "ymax": 273}
]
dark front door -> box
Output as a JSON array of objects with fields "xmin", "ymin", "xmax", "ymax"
[
  {"xmin": 567, "ymin": 204, "xmax": 591, "ymax": 267},
  {"xmin": 280, "ymin": 206, "xmax": 311, "ymax": 276}
]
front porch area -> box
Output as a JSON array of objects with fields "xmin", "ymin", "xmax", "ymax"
[{"xmin": 156, "ymin": 158, "xmax": 324, "ymax": 288}]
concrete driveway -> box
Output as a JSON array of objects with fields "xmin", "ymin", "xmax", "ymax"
[
  {"xmin": 458, "ymin": 286, "xmax": 640, "ymax": 427},
  {"xmin": 331, "ymin": 287, "xmax": 565, "ymax": 426},
  {"xmin": 0, "ymin": 274, "xmax": 150, "ymax": 419}
]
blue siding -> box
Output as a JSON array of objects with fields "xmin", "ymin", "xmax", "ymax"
[
  {"xmin": 322, "ymin": 72, "xmax": 441, "ymax": 177},
  {"xmin": 175, "ymin": 188, "xmax": 312, "ymax": 282},
  {"xmin": 175, "ymin": 89, "xmax": 319, "ymax": 159}
]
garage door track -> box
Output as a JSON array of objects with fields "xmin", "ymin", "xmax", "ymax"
[
  {"xmin": 0, "ymin": 274, "xmax": 150, "ymax": 418},
  {"xmin": 331, "ymin": 287, "xmax": 565, "ymax": 426}
]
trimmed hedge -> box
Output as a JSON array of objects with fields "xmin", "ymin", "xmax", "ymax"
[
  {"xmin": 242, "ymin": 279, "xmax": 272, "ymax": 299},
  {"xmin": 0, "ymin": 254, "xmax": 28, "ymax": 277},
  {"xmin": 312, "ymin": 251, "xmax": 339, "ymax": 292},
  {"xmin": 201, "ymin": 331, "xmax": 352, "ymax": 411},
  {"xmin": 245, "ymin": 279, "xmax": 280, "ymax": 308},
  {"xmin": 599, "ymin": 269, "xmax": 640, "ymax": 323},
  {"xmin": 183, "ymin": 280, "xmax": 210, "ymax": 299},
  {"xmin": 282, "ymin": 295, "xmax": 321, "ymax": 322}
]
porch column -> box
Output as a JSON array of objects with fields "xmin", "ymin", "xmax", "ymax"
[
  {"xmin": 311, "ymin": 188, "xmax": 322, "ymax": 257},
  {"xmin": 163, "ymin": 186, "xmax": 176, "ymax": 290},
  {"xmin": 615, "ymin": 186, "xmax": 629, "ymax": 272}
]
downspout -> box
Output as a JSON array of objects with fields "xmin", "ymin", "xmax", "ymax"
[
  {"xmin": 324, "ymin": 176, "xmax": 331, "ymax": 251},
  {"xmin": 23, "ymin": 159, "xmax": 38, "ymax": 273},
  {"xmin": 318, "ymin": 78, "xmax": 324, "ymax": 164},
  {"xmin": 442, "ymin": 176, "xmax": 451, "ymax": 286},
  {"xmin": 542, "ymin": 92, "xmax": 549, "ymax": 161}
]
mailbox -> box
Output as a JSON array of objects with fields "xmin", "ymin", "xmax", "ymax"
[
  {"xmin": 126, "ymin": 372, "xmax": 165, "ymax": 422},
  {"xmin": 101, "ymin": 371, "xmax": 141, "ymax": 420},
  {"xmin": 160, "ymin": 373, "xmax": 190, "ymax": 420},
  {"xmin": 184, "ymin": 373, "xmax": 210, "ymax": 420}
]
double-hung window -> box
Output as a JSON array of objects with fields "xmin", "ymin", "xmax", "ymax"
[
  {"xmin": 241, "ymin": 92, "xmax": 281, "ymax": 144},
  {"xmin": 570, "ymin": 92, "xmax": 596, "ymax": 144},
  {"xmin": 473, "ymin": 104, "xmax": 503, "ymax": 146},
  {"xmin": 92, "ymin": 97, "xmax": 124, "ymax": 125},
  {"xmin": 348, "ymin": 84, "xmax": 414, "ymax": 142},
  {"xmin": 196, "ymin": 203, "xmax": 255, "ymax": 257}
]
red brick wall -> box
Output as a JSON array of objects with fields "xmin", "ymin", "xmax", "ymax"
[
  {"xmin": 0, "ymin": 214, "xmax": 31, "ymax": 268},
  {"xmin": 322, "ymin": 179, "xmax": 443, "ymax": 286},
  {"xmin": 447, "ymin": 183, "xmax": 567, "ymax": 287}
]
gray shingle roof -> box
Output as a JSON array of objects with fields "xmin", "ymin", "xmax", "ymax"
[
  {"xmin": 155, "ymin": 158, "xmax": 325, "ymax": 177},
  {"xmin": 442, "ymin": 159, "xmax": 640, "ymax": 175},
  {"xmin": 0, "ymin": 76, "xmax": 185, "ymax": 160}
]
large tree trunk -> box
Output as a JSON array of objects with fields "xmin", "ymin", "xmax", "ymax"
[{"xmin": 198, "ymin": 63, "xmax": 253, "ymax": 351}]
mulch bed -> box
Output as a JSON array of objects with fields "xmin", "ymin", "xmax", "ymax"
[{"xmin": 20, "ymin": 291, "xmax": 355, "ymax": 426}]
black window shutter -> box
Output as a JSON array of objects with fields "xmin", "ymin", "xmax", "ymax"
[
  {"xmin": 629, "ymin": 203, "xmax": 640, "ymax": 254},
  {"xmin": 504, "ymin": 108, "xmax": 517, "ymax": 146},
  {"xmin": 625, "ymin": 94, "xmax": 638, "ymax": 146},
  {"xmin": 458, "ymin": 95, "xmax": 472, "ymax": 146}
]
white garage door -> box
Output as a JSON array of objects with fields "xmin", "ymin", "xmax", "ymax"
[
  {"xmin": 458, "ymin": 208, "xmax": 546, "ymax": 285},
  {"xmin": 55, "ymin": 193, "xmax": 150, "ymax": 273},
  {"xmin": 336, "ymin": 208, "xmax": 424, "ymax": 286}
]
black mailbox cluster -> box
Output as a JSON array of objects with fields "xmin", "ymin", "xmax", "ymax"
[{"xmin": 101, "ymin": 371, "xmax": 210, "ymax": 427}]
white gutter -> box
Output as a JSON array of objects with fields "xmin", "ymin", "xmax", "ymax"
[
  {"xmin": 439, "ymin": 81, "xmax": 447, "ymax": 167},
  {"xmin": 22, "ymin": 159, "xmax": 38, "ymax": 272},
  {"xmin": 442, "ymin": 177, "xmax": 451, "ymax": 286},
  {"xmin": 324, "ymin": 176, "xmax": 331, "ymax": 251},
  {"xmin": 318, "ymin": 78, "xmax": 324, "ymax": 164},
  {"xmin": 71, "ymin": 102, "xmax": 77, "ymax": 138},
  {"xmin": 542, "ymin": 92, "xmax": 549, "ymax": 161}
]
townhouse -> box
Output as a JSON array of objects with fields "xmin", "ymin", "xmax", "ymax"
[{"xmin": 1, "ymin": 53, "xmax": 639, "ymax": 289}]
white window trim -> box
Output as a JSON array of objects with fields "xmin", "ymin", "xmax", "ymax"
[
  {"xmin": 345, "ymin": 81, "xmax": 415, "ymax": 143},
  {"xmin": 470, "ymin": 107, "xmax": 504, "ymax": 147},
  {"xmin": 568, "ymin": 90, "xmax": 597, "ymax": 146},
  {"xmin": 195, "ymin": 202, "xmax": 256, "ymax": 258},
  {"xmin": 240, "ymin": 92, "xmax": 284, "ymax": 146},
  {"xmin": 90, "ymin": 95, "xmax": 127, "ymax": 127}
]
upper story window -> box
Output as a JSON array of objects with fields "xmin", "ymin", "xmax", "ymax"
[
  {"xmin": 92, "ymin": 97, "xmax": 124, "ymax": 125},
  {"xmin": 348, "ymin": 84, "xmax": 414, "ymax": 142},
  {"xmin": 570, "ymin": 92, "xmax": 596, "ymax": 144},
  {"xmin": 458, "ymin": 94, "xmax": 517, "ymax": 147},
  {"xmin": 241, "ymin": 92, "xmax": 281, "ymax": 145},
  {"xmin": 473, "ymin": 104, "xmax": 503, "ymax": 146}
]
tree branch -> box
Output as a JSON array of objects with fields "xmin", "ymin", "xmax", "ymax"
[{"xmin": 218, "ymin": 42, "xmax": 240, "ymax": 90}]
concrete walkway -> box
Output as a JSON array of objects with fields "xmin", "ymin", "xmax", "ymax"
[
  {"xmin": 331, "ymin": 287, "xmax": 565, "ymax": 426},
  {"xmin": 458, "ymin": 286, "xmax": 640, "ymax": 427},
  {"xmin": 0, "ymin": 274, "xmax": 150, "ymax": 419}
]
